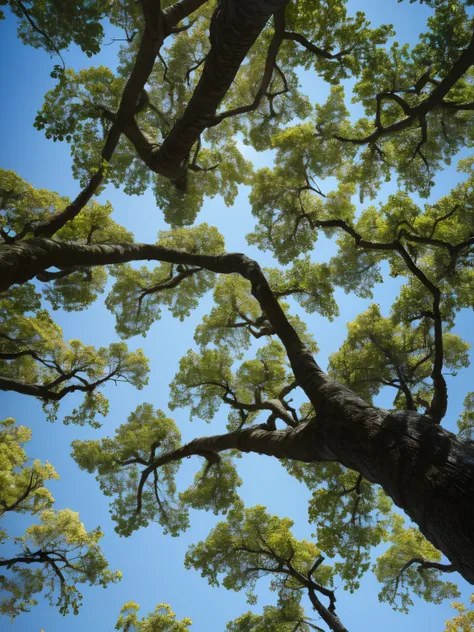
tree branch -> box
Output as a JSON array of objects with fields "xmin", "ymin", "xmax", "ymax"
[
  {"xmin": 334, "ymin": 31, "xmax": 474, "ymax": 146},
  {"xmin": 283, "ymin": 30, "xmax": 353, "ymax": 61},
  {"xmin": 210, "ymin": 9, "xmax": 285, "ymax": 125},
  {"xmin": 27, "ymin": 0, "xmax": 208, "ymax": 239}
]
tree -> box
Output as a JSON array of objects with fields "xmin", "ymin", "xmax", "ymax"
[
  {"xmin": 2, "ymin": 0, "xmax": 474, "ymax": 629},
  {"xmin": 0, "ymin": 418, "xmax": 121, "ymax": 619},
  {"xmin": 115, "ymin": 601, "xmax": 192, "ymax": 631},
  {"xmin": 444, "ymin": 594, "xmax": 474, "ymax": 632}
]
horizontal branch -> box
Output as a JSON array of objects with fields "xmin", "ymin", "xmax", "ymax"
[
  {"xmin": 136, "ymin": 422, "xmax": 318, "ymax": 512},
  {"xmin": 0, "ymin": 369, "xmax": 117, "ymax": 402}
]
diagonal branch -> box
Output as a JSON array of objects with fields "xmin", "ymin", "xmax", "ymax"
[
  {"xmin": 15, "ymin": 0, "xmax": 66, "ymax": 68},
  {"xmin": 27, "ymin": 0, "xmax": 208, "ymax": 239},
  {"xmin": 210, "ymin": 9, "xmax": 285, "ymax": 125},
  {"xmin": 333, "ymin": 31, "xmax": 474, "ymax": 146},
  {"xmin": 0, "ymin": 469, "xmax": 39, "ymax": 513},
  {"xmin": 125, "ymin": 0, "xmax": 290, "ymax": 180},
  {"xmin": 283, "ymin": 30, "xmax": 354, "ymax": 61}
]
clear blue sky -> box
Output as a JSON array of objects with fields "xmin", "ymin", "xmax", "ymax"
[{"xmin": 1, "ymin": 2, "xmax": 473, "ymax": 630}]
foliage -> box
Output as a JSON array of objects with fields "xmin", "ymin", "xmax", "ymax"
[
  {"xmin": 185, "ymin": 504, "xmax": 334, "ymax": 608},
  {"xmin": 329, "ymin": 304, "xmax": 470, "ymax": 409},
  {"xmin": 0, "ymin": 419, "xmax": 119, "ymax": 619},
  {"xmin": 72, "ymin": 403, "xmax": 244, "ymax": 536},
  {"xmin": 115, "ymin": 601, "xmax": 192, "ymax": 631},
  {"xmin": 225, "ymin": 598, "xmax": 316, "ymax": 631},
  {"xmin": 3, "ymin": 0, "xmax": 474, "ymax": 628},
  {"xmin": 106, "ymin": 223, "xmax": 225, "ymax": 338},
  {"xmin": 458, "ymin": 392, "xmax": 474, "ymax": 438},
  {"xmin": 374, "ymin": 515, "xmax": 460, "ymax": 613},
  {"xmin": 0, "ymin": 418, "xmax": 57, "ymax": 518},
  {"xmin": 307, "ymin": 464, "xmax": 393, "ymax": 591},
  {"xmin": 445, "ymin": 594, "xmax": 474, "ymax": 632},
  {"xmin": 71, "ymin": 403, "xmax": 188, "ymax": 537},
  {"xmin": 0, "ymin": 290, "xmax": 150, "ymax": 425}
]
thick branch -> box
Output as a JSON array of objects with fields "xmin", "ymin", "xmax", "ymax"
[
  {"xmin": 136, "ymin": 423, "xmax": 316, "ymax": 512},
  {"xmin": 307, "ymin": 589, "xmax": 349, "ymax": 632},
  {"xmin": 130, "ymin": 0, "xmax": 290, "ymax": 178},
  {"xmin": 210, "ymin": 9, "xmax": 285, "ymax": 125},
  {"xmin": 29, "ymin": 0, "xmax": 208, "ymax": 239},
  {"xmin": 0, "ymin": 370, "xmax": 118, "ymax": 402},
  {"xmin": 4, "ymin": 238, "xmax": 474, "ymax": 582},
  {"xmin": 334, "ymin": 31, "xmax": 474, "ymax": 146}
]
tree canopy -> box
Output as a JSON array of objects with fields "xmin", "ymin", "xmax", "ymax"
[{"xmin": 2, "ymin": 0, "xmax": 474, "ymax": 630}]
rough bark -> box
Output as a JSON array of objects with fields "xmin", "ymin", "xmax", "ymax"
[
  {"xmin": 125, "ymin": 0, "xmax": 290, "ymax": 179},
  {"xmin": 308, "ymin": 590, "xmax": 349, "ymax": 632},
  {"xmin": 30, "ymin": 0, "xmax": 208, "ymax": 238},
  {"xmin": 3, "ymin": 238, "xmax": 474, "ymax": 583}
]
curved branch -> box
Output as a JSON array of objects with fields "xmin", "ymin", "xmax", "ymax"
[
  {"xmin": 0, "ymin": 469, "xmax": 39, "ymax": 513},
  {"xmin": 385, "ymin": 556, "xmax": 455, "ymax": 603},
  {"xmin": 334, "ymin": 32, "xmax": 474, "ymax": 146},
  {"xmin": 135, "ymin": 423, "xmax": 316, "ymax": 512},
  {"xmin": 307, "ymin": 589, "xmax": 349, "ymax": 632},
  {"xmin": 27, "ymin": 0, "xmax": 208, "ymax": 239},
  {"xmin": 15, "ymin": 0, "xmax": 65, "ymax": 67}
]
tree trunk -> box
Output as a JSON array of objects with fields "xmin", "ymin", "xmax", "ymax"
[
  {"xmin": 293, "ymin": 366, "xmax": 474, "ymax": 585},
  {"xmin": 153, "ymin": 0, "xmax": 290, "ymax": 177},
  {"xmin": 2, "ymin": 239, "xmax": 474, "ymax": 582}
]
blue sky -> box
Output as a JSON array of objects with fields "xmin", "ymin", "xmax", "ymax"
[{"xmin": 1, "ymin": 1, "xmax": 474, "ymax": 630}]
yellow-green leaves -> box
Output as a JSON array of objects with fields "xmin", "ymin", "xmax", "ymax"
[
  {"xmin": 55, "ymin": 199, "xmax": 134, "ymax": 245},
  {"xmin": 226, "ymin": 599, "xmax": 312, "ymax": 632},
  {"xmin": 179, "ymin": 456, "xmax": 242, "ymax": 515},
  {"xmin": 116, "ymin": 601, "xmax": 192, "ymax": 632},
  {"xmin": 35, "ymin": 66, "xmax": 145, "ymax": 190},
  {"xmin": 169, "ymin": 341, "xmax": 294, "ymax": 428},
  {"xmin": 329, "ymin": 304, "xmax": 470, "ymax": 409},
  {"xmin": 72, "ymin": 403, "xmax": 243, "ymax": 534},
  {"xmin": 194, "ymin": 270, "xmax": 325, "ymax": 357},
  {"xmin": 0, "ymin": 509, "xmax": 121, "ymax": 618},
  {"xmin": 71, "ymin": 404, "xmax": 188, "ymax": 537},
  {"xmin": 0, "ymin": 169, "xmax": 68, "ymax": 237},
  {"xmin": 1, "ymin": 170, "xmax": 132, "ymax": 311},
  {"xmin": 457, "ymin": 393, "xmax": 474, "ymax": 438},
  {"xmin": 444, "ymin": 594, "xmax": 474, "ymax": 632},
  {"xmin": 284, "ymin": 0, "xmax": 393, "ymax": 83},
  {"xmin": 194, "ymin": 275, "xmax": 264, "ymax": 353},
  {"xmin": 0, "ymin": 299, "xmax": 150, "ymax": 425},
  {"xmin": 106, "ymin": 224, "xmax": 224, "ymax": 338},
  {"xmin": 0, "ymin": 418, "xmax": 57, "ymax": 517},
  {"xmin": 155, "ymin": 141, "xmax": 253, "ymax": 227},
  {"xmin": 265, "ymin": 258, "xmax": 339, "ymax": 319},
  {"xmin": 375, "ymin": 515, "xmax": 459, "ymax": 612},
  {"xmin": 169, "ymin": 347, "xmax": 234, "ymax": 422},
  {"xmin": 248, "ymin": 163, "xmax": 355, "ymax": 264},
  {"xmin": 185, "ymin": 504, "xmax": 333, "ymax": 603},
  {"xmin": 308, "ymin": 465, "xmax": 392, "ymax": 591},
  {"xmin": 0, "ymin": 420, "xmax": 119, "ymax": 620}
]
